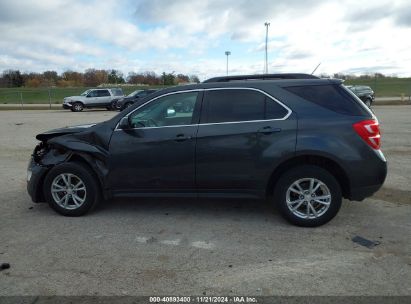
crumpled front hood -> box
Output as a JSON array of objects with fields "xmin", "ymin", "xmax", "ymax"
[{"xmin": 36, "ymin": 124, "xmax": 96, "ymax": 141}]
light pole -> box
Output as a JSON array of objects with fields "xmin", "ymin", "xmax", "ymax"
[
  {"xmin": 225, "ymin": 51, "xmax": 231, "ymax": 75},
  {"xmin": 264, "ymin": 22, "xmax": 270, "ymax": 74}
]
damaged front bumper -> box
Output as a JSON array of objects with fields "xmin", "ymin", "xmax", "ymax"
[
  {"xmin": 27, "ymin": 157, "xmax": 48, "ymax": 203},
  {"xmin": 27, "ymin": 142, "xmax": 70, "ymax": 203}
]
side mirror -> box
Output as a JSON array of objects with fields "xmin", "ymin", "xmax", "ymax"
[
  {"xmin": 166, "ymin": 108, "xmax": 176, "ymax": 117},
  {"xmin": 118, "ymin": 116, "xmax": 130, "ymax": 129}
]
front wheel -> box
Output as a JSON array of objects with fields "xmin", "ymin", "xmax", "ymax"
[
  {"xmin": 273, "ymin": 165, "xmax": 342, "ymax": 227},
  {"xmin": 43, "ymin": 162, "xmax": 100, "ymax": 216},
  {"xmin": 72, "ymin": 102, "xmax": 84, "ymax": 112}
]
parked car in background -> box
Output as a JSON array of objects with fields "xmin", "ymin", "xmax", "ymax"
[
  {"xmin": 115, "ymin": 89, "xmax": 158, "ymax": 110},
  {"xmin": 346, "ymin": 85, "xmax": 375, "ymax": 107},
  {"xmin": 63, "ymin": 88, "xmax": 124, "ymax": 112},
  {"xmin": 27, "ymin": 73, "xmax": 386, "ymax": 227}
]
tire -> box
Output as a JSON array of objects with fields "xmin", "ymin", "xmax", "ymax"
[
  {"xmin": 43, "ymin": 162, "xmax": 101, "ymax": 216},
  {"xmin": 365, "ymin": 99, "xmax": 372, "ymax": 108},
  {"xmin": 109, "ymin": 100, "xmax": 118, "ymax": 110},
  {"xmin": 273, "ymin": 165, "xmax": 342, "ymax": 227},
  {"xmin": 72, "ymin": 102, "xmax": 84, "ymax": 112}
]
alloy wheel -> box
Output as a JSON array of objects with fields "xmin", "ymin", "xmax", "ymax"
[
  {"xmin": 51, "ymin": 173, "xmax": 87, "ymax": 210},
  {"xmin": 286, "ymin": 178, "xmax": 331, "ymax": 219}
]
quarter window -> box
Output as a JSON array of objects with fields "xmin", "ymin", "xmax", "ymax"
[{"xmin": 284, "ymin": 84, "xmax": 369, "ymax": 116}]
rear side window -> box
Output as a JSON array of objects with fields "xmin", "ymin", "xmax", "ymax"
[
  {"xmin": 204, "ymin": 89, "xmax": 288, "ymax": 123},
  {"xmin": 265, "ymin": 98, "xmax": 288, "ymax": 119},
  {"xmin": 284, "ymin": 84, "xmax": 369, "ymax": 116},
  {"xmin": 205, "ymin": 90, "xmax": 265, "ymax": 123},
  {"xmin": 98, "ymin": 90, "xmax": 110, "ymax": 97}
]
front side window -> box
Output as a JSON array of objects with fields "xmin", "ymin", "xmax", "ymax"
[
  {"xmin": 87, "ymin": 90, "xmax": 98, "ymax": 97},
  {"xmin": 129, "ymin": 92, "xmax": 199, "ymax": 128},
  {"xmin": 128, "ymin": 90, "xmax": 142, "ymax": 97},
  {"xmin": 81, "ymin": 89, "xmax": 91, "ymax": 96}
]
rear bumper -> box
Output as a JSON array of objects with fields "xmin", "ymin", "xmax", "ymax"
[
  {"xmin": 27, "ymin": 158, "xmax": 48, "ymax": 203},
  {"xmin": 346, "ymin": 152, "xmax": 387, "ymax": 201}
]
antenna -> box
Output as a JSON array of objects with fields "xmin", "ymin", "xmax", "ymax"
[{"xmin": 311, "ymin": 62, "xmax": 321, "ymax": 75}]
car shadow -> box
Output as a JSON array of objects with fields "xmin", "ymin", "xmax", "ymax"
[{"xmin": 97, "ymin": 197, "xmax": 280, "ymax": 219}]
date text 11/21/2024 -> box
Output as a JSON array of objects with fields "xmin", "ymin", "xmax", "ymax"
[{"xmin": 149, "ymin": 296, "xmax": 258, "ymax": 303}]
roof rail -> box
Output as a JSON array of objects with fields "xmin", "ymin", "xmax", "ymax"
[{"xmin": 203, "ymin": 73, "xmax": 319, "ymax": 83}]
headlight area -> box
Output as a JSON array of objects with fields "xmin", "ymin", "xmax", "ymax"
[
  {"xmin": 33, "ymin": 141, "xmax": 49, "ymax": 163},
  {"xmin": 26, "ymin": 167, "xmax": 32, "ymax": 182},
  {"xmin": 28, "ymin": 143, "xmax": 71, "ymax": 203}
]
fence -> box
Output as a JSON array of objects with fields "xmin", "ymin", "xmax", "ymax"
[{"xmin": 0, "ymin": 88, "xmax": 92, "ymax": 109}]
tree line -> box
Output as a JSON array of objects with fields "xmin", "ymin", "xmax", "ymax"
[
  {"xmin": 0, "ymin": 69, "xmax": 201, "ymax": 88},
  {"xmin": 318, "ymin": 72, "xmax": 400, "ymax": 80}
]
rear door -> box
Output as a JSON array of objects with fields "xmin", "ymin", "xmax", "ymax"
[
  {"xmin": 96, "ymin": 89, "xmax": 111, "ymax": 106},
  {"xmin": 195, "ymin": 88, "xmax": 296, "ymax": 197}
]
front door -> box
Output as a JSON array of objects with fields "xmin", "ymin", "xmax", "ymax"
[{"xmin": 108, "ymin": 91, "xmax": 202, "ymax": 195}]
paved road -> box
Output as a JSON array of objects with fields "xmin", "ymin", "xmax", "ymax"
[{"xmin": 0, "ymin": 107, "xmax": 410, "ymax": 296}]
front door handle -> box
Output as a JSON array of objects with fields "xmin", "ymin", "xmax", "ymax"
[
  {"xmin": 257, "ymin": 126, "xmax": 281, "ymax": 135},
  {"xmin": 174, "ymin": 134, "xmax": 191, "ymax": 142}
]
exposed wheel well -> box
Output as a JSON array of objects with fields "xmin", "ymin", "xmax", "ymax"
[
  {"xmin": 38, "ymin": 154, "xmax": 104, "ymax": 202},
  {"xmin": 266, "ymin": 155, "xmax": 350, "ymax": 199},
  {"xmin": 67, "ymin": 154, "xmax": 104, "ymax": 192}
]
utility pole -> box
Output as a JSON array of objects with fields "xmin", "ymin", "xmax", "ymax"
[
  {"xmin": 264, "ymin": 22, "xmax": 270, "ymax": 74},
  {"xmin": 225, "ymin": 51, "xmax": 231, "ymax": 76}
]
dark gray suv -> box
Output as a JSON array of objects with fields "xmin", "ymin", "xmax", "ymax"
[{"xmin": 27, "ymin": 74, "xmax": 387, "ymax": 227}]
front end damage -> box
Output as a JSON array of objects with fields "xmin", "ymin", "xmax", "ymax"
[{"xmin": 27, "ymin": 123, "xmax": 113, "ymax": 203}]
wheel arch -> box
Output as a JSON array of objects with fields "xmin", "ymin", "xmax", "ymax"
[
  {"xmin": 38, "ymin": 151, "xmax": 109, "ymax": 202},
  {"xmin": 65, "ymin": 153, "xmax": 107, "ymax": 199},
  {"xmin": 266, "ymin": 154, "xmax": 350, "ymax": 199}
]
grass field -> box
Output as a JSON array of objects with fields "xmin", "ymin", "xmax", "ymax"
[
  {"xmin": 0, "ymin": 77, "xmax": 410, "ymax": 104},
  {"xmin": 344, "ymin": 77, "xmax": 411, "ymax": 97},
  {"xmin": 0, "ymin": 85, "xmax": 167, "ymax": 104}
]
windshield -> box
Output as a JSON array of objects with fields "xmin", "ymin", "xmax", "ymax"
[
  {"xmin": 127, "ymin": 90, "xmax": 143, "ymax": 97},
  {"xmin": 81, "ymin": 90, "xmax": 91, "ymax": 96}
]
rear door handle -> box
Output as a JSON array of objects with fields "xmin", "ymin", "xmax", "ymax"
[
  {"xmin": 257, "ymin": 126, "xmax": 281, "ymax": 135},
  {"xmin": 174, "ymin": 134, "xmax": 192, "ymax": 142}
]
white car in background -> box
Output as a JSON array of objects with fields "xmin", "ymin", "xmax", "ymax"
[{"xmin": 63, "ymin": 88, "xmax": 124, "ymax": 112}]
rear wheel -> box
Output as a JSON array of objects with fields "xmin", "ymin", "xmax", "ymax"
[
  {"xmin": 365, "ymin": 98, "xmax": 372, "ymax": 107},
  {"xmin": 109, "ymin": 100, "xmax": 118, "ymax": 110},
  {"xmin": 72, "ymin": 102, "xmax": 84, "ymax": 112},
  {"xmin": 273, "ymin": 165, "xmax": 342, "ymax": 227},
  {"xmin": 43, "ymin": 162, "xmax": 100, "ymax": 216}
]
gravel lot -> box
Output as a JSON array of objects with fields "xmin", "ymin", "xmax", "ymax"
[{"xmin": 0, "ymin": 106, "xmax": 410, "ymax": 296}]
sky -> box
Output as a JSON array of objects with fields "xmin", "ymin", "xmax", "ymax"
[{"xmin": 1, "ymin": 0, "xmax": 411, "ymax": 80}]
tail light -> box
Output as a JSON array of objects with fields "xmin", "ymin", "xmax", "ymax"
[{"xmin": 353, "ymin": 119, "xmax": 381, "ymax": 150}]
